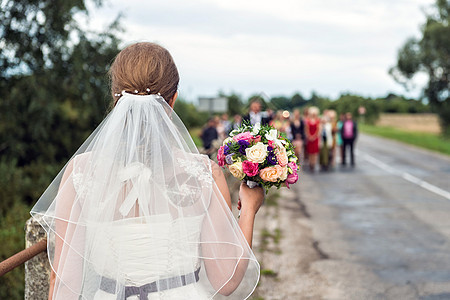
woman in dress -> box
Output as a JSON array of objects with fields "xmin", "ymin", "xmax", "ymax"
[
  {"xmin": 319, "ymin": 112, "xmax": 333, "ymax": 171},
  {"xmin": 305, "ymin": 106, "xmax": 321, "ymax": 172},
  {"xmin": 327, "ymin": 110, "xmax": 338, "ymax": 167},
  {"xmin": 31, "ymin": 42, "xmax": 263, "ymax": 300}
]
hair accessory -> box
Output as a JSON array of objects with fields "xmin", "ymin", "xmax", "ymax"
[
  {"xmin": 114, "ymin": 93, "xmax": 121, "ymax": 97},
  {"xmin": 157, "ymin": 92, "xmax": 161, "ymax": 96},
  {"xmin": 146, "ymin": 88, "xmax": 150, "ymax": 93},
  {"xmin": 134, "ymin": 90, "xmax": 138, "ymax": 94}
]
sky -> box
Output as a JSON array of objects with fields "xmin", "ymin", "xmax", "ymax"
[{"xmin": 86, "ymin": 0, "xmax": 435, "ymax": 103}]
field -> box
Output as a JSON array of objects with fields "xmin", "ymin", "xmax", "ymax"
[
  {"xmin": 376, "ymin": 113, "xmax": 441, "ymax": 134},
  {"xmin": 360, "ymin": 114, "xmax": 450, "ymax": 156}
]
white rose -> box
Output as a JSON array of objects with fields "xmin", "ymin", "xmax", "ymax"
[
  {"xmin": 245, "ymin": 142, "xmax": 268, "ymax": 164},
  {"xmin": 229, "ymin": 162, "xmax": 245, "ymax": 180}
]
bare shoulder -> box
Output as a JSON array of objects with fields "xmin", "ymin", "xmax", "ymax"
[
  {"xmin": 209, "ymin": 160, "xmax": 226, "ymax": 182},
  {"xmin": 72, "ymin": 152, "xmax": 92, "ymax": 166}
]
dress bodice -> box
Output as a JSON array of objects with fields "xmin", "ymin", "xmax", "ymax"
[{"xmin": 88, "ymin": 214, "xmax": 204, "ymax": 286}]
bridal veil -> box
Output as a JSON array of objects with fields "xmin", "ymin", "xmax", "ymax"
[{"xmin": 31, "ymin": 92, "xmax": 260, "ymax": 299}]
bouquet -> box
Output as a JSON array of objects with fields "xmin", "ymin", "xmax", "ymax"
[{"xmin": 217, "ymin": 122, "xmax": 299, "ymax": 193}]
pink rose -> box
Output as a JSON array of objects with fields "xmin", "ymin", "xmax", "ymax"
[
  {"xmin": 276, "ymin": 147, "xmax": 288, "ymax": 167},
  {"xmin": 259, "ymin": 165, "xmax": 284, "ymax": 182},
  {"xmin": 233, "ymin": 132, "xmax": 253, "ymax": 142},
  {"xmin": 217, "ymin": 146, "xmax": 226, "ymax": 167},
  {"xmin": 286, "ymin": 172, "xmax": 299, "ymax": 188},
  {"xmin": 252, "ymin": 135, "xmax": 261, "ymax": 144},
  {"xmin": 288, "ymin": 162, "xmax": 298, "ymax": 173},
  {"xmin": 242, "ymin": 160, "xmax": 259, "ymax": 177}
]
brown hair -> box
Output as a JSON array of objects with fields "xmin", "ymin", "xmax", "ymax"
[{"xmin": 109, "ymin": 42, "xmax": 179, "ymax": 106}]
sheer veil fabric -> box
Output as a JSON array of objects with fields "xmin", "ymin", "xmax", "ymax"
[{"xmin": 31, "ymin": 92, "xmax": 260, "ymax": 299}]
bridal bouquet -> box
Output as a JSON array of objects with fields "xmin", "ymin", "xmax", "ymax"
[{"xmin": 217, "ymin": 122, "xmax": 299, "ymax": 192}]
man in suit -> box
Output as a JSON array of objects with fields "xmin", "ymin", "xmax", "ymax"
[
  {"xmin": 340, "ymin": 112, "xmax": 358, "ymax": 166},
  {"xmin": 242, "ymin": 99, "xmax": 270, "ymax": 126},
  {"xmin": 200, "ymin": 118, "xmax": 218, "ymax": 158}
]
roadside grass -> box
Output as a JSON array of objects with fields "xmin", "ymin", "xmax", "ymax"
[
  {"xmin": 360, "ymin": 124, "xmax": 450, "ymax": 156},
  {"xmin": 188, "ymin": 127, "xmax": 203, "ymax": 148},
  {"xmin": 260, "ymin": 269, "xmax": 278, "ymax": 277}
]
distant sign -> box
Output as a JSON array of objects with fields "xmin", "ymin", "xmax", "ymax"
[{"xmin": 198, "ymin": 97, "xmax": 228, "ymax": 113}]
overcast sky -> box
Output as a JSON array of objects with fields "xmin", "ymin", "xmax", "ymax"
[{"xmin": 87, "ymin": 0, "xmax": 435, "ymax": 102}]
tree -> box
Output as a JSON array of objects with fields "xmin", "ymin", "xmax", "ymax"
[
  {"xmin": 0, "ymin": 1, "xmax": 122, "ymax": 167},
  {"xmin": 0, "ymin": 1, "xmax": 121, "ymax": 298},
  {"xmin": 174, "ymin": 98, "xmax": 209, "ymax": 129},
  {"xmin": 390, "ymin": 0, "xmax": 450, "ymax": 135},
  {"xmin": 307, "ymin": 91, "xmax": 331, "ymax": 112},
  {"xmin": 291, "ymin": 92, "xmax": 307, "ymax": 108},
  {"xmin": 330, "ymin": 93, "xmax": 380, "ymax": 124},
  {"xmin": 270, "ymin": 96, "xmax": 291, "ymax": 110},
  {"xmin": 247, "ymin": 94, "xmax": 269, "ymax": 111},
  {"xmin": 227, "ymin": 93, "xmax": 244, "ymax": 116}
]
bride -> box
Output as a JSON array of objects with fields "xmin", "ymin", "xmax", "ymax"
[{"xmin": 31, "ymin": 42, "xmax": 263, "ymax": 299}]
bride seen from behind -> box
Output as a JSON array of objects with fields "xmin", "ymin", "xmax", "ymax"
[{"xmin": 31, "ymin": 42, "xmax": 263, "ymax": 300}]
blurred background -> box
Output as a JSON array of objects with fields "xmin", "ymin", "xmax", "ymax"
[{"xmin": 0, "ymin": 0, "xmax": 449, "ymax": 299}]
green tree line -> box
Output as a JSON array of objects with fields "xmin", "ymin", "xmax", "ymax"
[{"xmin": 217, "ymin": 91, "xmax": 430, "ymax": 126}]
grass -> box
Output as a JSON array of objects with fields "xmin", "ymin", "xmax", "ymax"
[
  {"xmin": 360, "ymin": 124, "xmax": 450, "ymax": 156},
  {"xmin": 188, "ymin": 127, "xmax": 203, "ymax": 148},
  {"xmin": 260, "ymin": 268, "xmax": 278, "ymax": 277}
]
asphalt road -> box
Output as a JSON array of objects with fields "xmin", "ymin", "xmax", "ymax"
[{"xmin": 296, "ymin": 133, "xmax": 450, "ymax": 299}]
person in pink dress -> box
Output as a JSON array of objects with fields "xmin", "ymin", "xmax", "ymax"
[{"xmin": 341, "ymin": 112, "xmax": 358, "ymax": 166}]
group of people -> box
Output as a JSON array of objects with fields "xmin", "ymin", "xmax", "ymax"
[
  {"xmin": 201, "ymin": 99, "xmax": 358, "ymax": 172},
  {"xmin": 298, "ymin": 108, "xmax": 358, "ymax": 172}
]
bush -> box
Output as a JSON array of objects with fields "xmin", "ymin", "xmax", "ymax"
[
  {"xmin": 0, "ymin": 202, "xmax": 31, "ymax": 300},
  {"xmin": 174, "ymin": 99, "xmax": 209, "ymax": 129}
]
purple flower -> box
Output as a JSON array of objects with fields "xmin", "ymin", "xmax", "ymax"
[
  {"xmin": 238, "ymin": 140, "xmax": 250, "ymax": 155},
  {"xmin": 267, "ymin": 146, "xmax": 273, "ymax": 152},
  {"xmin": 225, "ymin": 154, "xmax": 234, "ymax": 165},
  {"xmin": 224, "ymin": 144, "xmax": 230, "ymax": 155},
  {"xmin": 267, "ymin": 152, "xmax": 277, "ymax": 165}
]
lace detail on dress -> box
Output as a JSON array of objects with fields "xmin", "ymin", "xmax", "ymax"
[
  {"xmin": 72, "ymin": 165, "xmax": 94, "ymax": 200},
  {"xmin": 176, "ymin": 157, "xmax": 213, "ymax": 186},
  {"xmin": 166, "ymin": 157, "xmax": 213, "ymax": 208}
]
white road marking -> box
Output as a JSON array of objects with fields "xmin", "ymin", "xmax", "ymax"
[{"xmin": 359, "ymin": 151, "xmax": 450, "ymax": 201}]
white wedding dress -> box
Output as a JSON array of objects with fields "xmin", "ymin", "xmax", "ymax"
[
  {"xmin": 88, "ymin": 215, "xmax": 210, "ymax": 300},
  {"xmin": 73, "ymin": 157, "xmax": 212, "ymax": 299}
]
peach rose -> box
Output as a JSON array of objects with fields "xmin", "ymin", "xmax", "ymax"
[
  {"xmin": 276, "ymin": 146, "xmax": 288, "ymax": 167},
  {"xmin": 280, "ymin": 166, "xmax": 288, "ymax": 181},
  {"xmin": 259, "ymin": 165, "xmax": 284, "ymax": 182}
]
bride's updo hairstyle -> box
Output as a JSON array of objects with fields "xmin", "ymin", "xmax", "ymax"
[{"xmin": 109, "ymin": 42, "xmax": 179, "ymax": 106}]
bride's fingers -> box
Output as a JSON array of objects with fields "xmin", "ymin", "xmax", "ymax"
[{"xmin": 237, "ymin": 199, "xmax": 241, "ymax": 210}]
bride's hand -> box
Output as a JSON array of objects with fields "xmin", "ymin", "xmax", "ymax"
[{"xmin": 238, "ymin": 182, "xmax": 264, "ymax": 214}]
